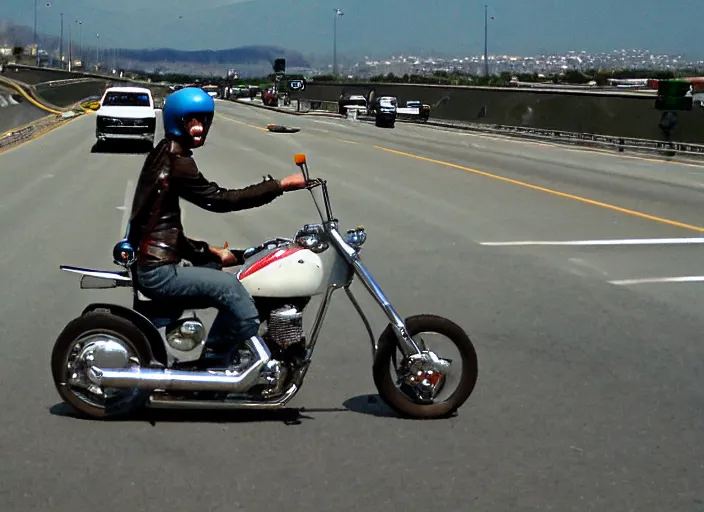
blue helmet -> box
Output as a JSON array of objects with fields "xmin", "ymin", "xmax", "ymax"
[{"xmin": 162, "ymin": 87, "xmax": 215, "ymax": 145}]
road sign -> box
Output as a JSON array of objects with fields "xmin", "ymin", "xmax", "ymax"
[{"xmin": 288, "ymin": 79, "xmax": 306, "ymax": 92}]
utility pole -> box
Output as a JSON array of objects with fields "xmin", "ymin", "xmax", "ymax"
[
  {"xmin": 484, "ymin": 5, "xmax": 489, "ymax": 77},
  {"xmin": 33, "ymin": 0, "xmax": 38, "ymax": 64},
  {"xmin": 60, "ymin": 12, "xmax": 64, "ymax": 68},
  {"xmin": 333, "ymin": 8, "xmax": 344, "ymax": 75},
  {"xmin": 68, "ymin": 23, "xmax": 72, "ymax": 71}
]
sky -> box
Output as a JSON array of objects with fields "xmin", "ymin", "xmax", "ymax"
[{"xmin": 3, "ymin": 0, "xmax": 701, "ymax": 59}]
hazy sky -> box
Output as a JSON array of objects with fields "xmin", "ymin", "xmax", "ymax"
[{"xmin": 4, "ymin": 0, "xmax": 701, "ymax": 58}]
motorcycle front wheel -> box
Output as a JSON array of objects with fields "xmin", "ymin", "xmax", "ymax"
[{"xmin": 372, "ymin": 314, "xmax": 478, "ymax": 419}]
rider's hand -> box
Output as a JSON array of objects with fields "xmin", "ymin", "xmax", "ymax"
[
  {"xmin": 279, "ymin": 173, "xmax": 307, "ymax": 191},
  {"xmin": 208, "ymin": 245, "xmax": 238, "ymax": 267}
]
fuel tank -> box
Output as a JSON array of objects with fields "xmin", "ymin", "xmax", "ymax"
[{"xmin": 236, "ymin": 246, "xmax": 325, "ymax": 298}]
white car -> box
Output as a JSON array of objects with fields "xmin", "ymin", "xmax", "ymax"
[{"xmin": 95, "ymin": 86, "xmax": 156, "ymax": 148}]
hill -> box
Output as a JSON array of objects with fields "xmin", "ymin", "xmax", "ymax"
[{"xmin": 0, "ymin": 20, "xmax": 311, "ymax": 76}]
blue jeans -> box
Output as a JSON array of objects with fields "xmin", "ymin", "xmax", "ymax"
[{"xmin": 136, "ymin": 261, "xmax": 261, "ymax": 357}]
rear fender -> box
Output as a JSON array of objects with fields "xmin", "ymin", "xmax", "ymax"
[{"xmin": 81, "ymin": 303, "xmax": 168, "ymax": 366}]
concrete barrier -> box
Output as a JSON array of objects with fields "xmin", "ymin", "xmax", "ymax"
[
  {"xmin": 35, "ymin": 79, "xmax": 116, "ymax": 108},
  {"xmin": 294, "ymin": 82, "xmax": 704, "ymax": 144},
  {"xmin": 0, "ymin": 111, "xmax": 83, "ymax": 153},
  {"xmin": 2, "ymin": 64, "xmax": 172, "ymax": 106},
  {"xmin": 0, "ymin": 87, "xmax": 47, "ymax": 134}
]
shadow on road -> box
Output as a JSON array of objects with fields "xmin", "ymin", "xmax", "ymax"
[
  {"xmin": 48, "ymin": 393, "xmax": 400, "ymax": 425},
  {"xmin": 91, "ymin": 140, "xmax": 153, "ymax": 155}
]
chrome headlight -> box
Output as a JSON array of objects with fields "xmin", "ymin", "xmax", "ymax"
[
  {"xmin": 295, "ymin": 224, "xmax": 328, "ymax": 253},
  {"xmin": 344, "ymin": 226, "xmax": 367, "ymax": 250}
]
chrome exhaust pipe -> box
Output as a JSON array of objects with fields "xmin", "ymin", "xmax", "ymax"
[
  {"xmin": 86, "ymin": 336, "xmax": 272, "ymax": 393},
  {"xmin": 87, "ymin": 361, "xmax": 264, "ymax": 392},
  {"xmin": 146, "ymin": 384, "xmax": 300, "ymax": 410}
]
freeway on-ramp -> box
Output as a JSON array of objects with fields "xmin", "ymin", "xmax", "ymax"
[{"xmin": 1, "ymin": 101, "xmax": 703, "ymax": 511}]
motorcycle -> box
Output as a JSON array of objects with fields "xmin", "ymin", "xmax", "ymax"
[{"xmin": 51, "ymin": 153, "xmax": 478, "ymax": 420}]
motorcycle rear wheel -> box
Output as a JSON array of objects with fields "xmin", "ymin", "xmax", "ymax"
[
  {"xmin": 51, "ymin": 312, "xmax": 152, "ymax": 420},
  {"xmin": 372, "ymin": 314, "xmax": 478, "ymax": 419}
]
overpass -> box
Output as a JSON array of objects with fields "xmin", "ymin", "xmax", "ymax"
[{"xmin": 0, "ymin": 99, "xmax": 703, "ymax": 512}]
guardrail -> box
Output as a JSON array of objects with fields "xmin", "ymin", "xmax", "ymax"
[
  {"xmin": 419, "ymin": 119, "xmax": 704, "ymax": 158},
  {"xmin": 0, "ymin": 76, "xmax": 64, "ymax": 114},
  {"xmin": 254, "ymin": 95, "xmax": 704, "ymax": 159},
  {"xmin": 293, "ymin": 82, "xmax": 704, "ymax": 144},
  {"xmin": 294, "ymin": 99, "xmax": 340, "ymax": 113}
]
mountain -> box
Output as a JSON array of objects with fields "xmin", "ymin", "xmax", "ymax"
[
  {"xmin": 0, "ymin": 20, "xmax": 311, "ymax": 76},
  {"xmin": 117, "ymin": 46, "xmax": 310, "ymax": 68}
]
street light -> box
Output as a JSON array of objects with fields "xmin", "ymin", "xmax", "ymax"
[
  {"xmin": 483, "ymin": 5, "xmax": 495, "ymax": 77},
  {"xmin": 33, "ymin": 0, "xmax": 37, "ymax": 63},
  {"xmin": 333, "ymin": 8, "xmax": 344, "ymax": 75},
  {"xmin": 60, "ymin": 12, "xmax": 63, "ymax": 68},
  {"xmin": 34, "ymin": 1, "xmax": 51, "ymax": 66}
]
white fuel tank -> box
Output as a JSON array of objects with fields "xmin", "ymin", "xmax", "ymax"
[{"xmin": 237, "ymin": 246, "xmax": 325, "ymax": 298}]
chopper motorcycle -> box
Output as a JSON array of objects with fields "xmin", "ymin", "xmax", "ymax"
[{"xmin": 51, "ymin": 153, "xmax": 478, "ymax": 420}]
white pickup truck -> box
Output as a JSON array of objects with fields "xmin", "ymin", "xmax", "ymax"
[{"xmin": 95, "ymin": 86, "xmax": 157, "ymax": 150}]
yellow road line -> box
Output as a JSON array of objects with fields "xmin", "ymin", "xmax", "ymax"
[
  {"xmin": 372, "ymin": 145, "xmax": 704, "ymax": 233},
  {"xmin": 409, "ymin": 122, "xmax": 704, "ymax": 169},
  {"xmin": 0, "ymin": 114, "xmax": 84, "ymax": 157},
  {"xmin": 216, "ymin": 110, "xmax": 704, "ymax": 233},
  {"xmin": 216, "ymin": 113, "xmax": 268, "ymax": 131},
  {"xmin": 0, "ymin": 77, "xmax": 63, "ymax": 115}
]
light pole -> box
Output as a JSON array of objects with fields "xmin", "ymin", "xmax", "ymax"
[
  {"xmin": 68, "ymin": 22, "xmax": 72, "ymax": 71},
  {"xmin": 75, "ymin": 19, "xmax": 82, "ymax": 68},
  {"xmin": 60, "ymin": 12, "xmax": 64, "ymax": 68},
  {"xmin": 333, "ymin": 8, "xmax": 344, "ymax": 75},
  {"xmin": 96, "ymin": 33, "xmax": 100, "ymax": 69},
  {"xmin": 483, "ymin": 5, "xmax": 489, "ymax": 77},
  {"xmin": 33, "ymin": 0, "xmax": 38, "ymax": 64}
]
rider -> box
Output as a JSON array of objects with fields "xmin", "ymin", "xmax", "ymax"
[{"xmin": 127, "ymin": 86, "xmax": 307, "ymax": 369}]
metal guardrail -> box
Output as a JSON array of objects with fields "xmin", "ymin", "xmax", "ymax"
[
  {"xmin": 290, "ymin": 96, "xmax": 704, "ymax": 158},
  {"xmin": 295, "ymin": 99, "xmax": 339, "ymax": 113},
  {"xmin": 412, "ymin": 119, "xmax": 704, "ymax": 158}
]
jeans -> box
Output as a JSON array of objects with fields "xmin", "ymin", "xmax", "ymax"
[{"xmin": 136, "ymin": 261, "xmax": 261, "ymax": 358}]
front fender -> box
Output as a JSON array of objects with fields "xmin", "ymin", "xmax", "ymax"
[{"xmin": 81, "ymin": 303, "xmax": 168, "ymax": 365}]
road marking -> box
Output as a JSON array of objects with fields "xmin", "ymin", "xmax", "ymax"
[
  {"xmin": 217, "ymin": 108, "xmax": 704, "ymax": 233},
  {"xmin": 216, "ymin": 113, "xmax": 268, "ymax": 131},
  {"xmin": 313, "ymin": 119, "xmax": 347, "ymax": 128},
  {"xmin": 480, "ymin": 238, "xmax": 704, "ymax": 247},
  {"xmin": 609, "ymin": 276, "xmax": 704, "ymax": 285},
  {"xmin": 118, "ymin": 180, "xmax": 134, "ymax": 238},
  {"xmin": 405, "ymin": 120, "xmax": 704, "ymax": 169},
  {"xmin": 0, "ymin": 114, "xmax": 85, "ymax": 157},
  {"xmin": 372, "ymin": 145, "xmax": 704, "ymax": 233}
]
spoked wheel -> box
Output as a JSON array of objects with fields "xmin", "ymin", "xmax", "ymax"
[
  {"xmin": 51, "ymin": 312, "xmax": 152, "ymax": 420},
  {"xmin": 372, "ymin": 314, "xmax": 478, "ymax": 419}
]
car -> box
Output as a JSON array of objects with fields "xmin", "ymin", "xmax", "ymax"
[
  {"xmin": 95, "ymin": 86, "xmax": 156, "ymax": 150},
  {"xmin": 375, "ymin": 95, "xmax": 397, "ymax": 128}
]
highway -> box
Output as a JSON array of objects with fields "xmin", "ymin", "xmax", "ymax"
[
  {"xmin": 0, "ymin": 86, "xmax": 47, "ymax": 134},
  {"xmin": 1, "ymin": 100, "xmax": 703, "ymax": 511}
]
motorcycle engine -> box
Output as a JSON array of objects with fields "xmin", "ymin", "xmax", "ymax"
[
  {"xmin": 266, "ymin": 305, "xmax": 304, "ymax": 349},
  {"xmin": 165, "ymin": 317, "xmax": 207, "ymax": 352}
]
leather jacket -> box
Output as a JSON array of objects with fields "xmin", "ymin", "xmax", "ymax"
[{"xmin": 128, "ymin": 138, "xmax": 284, "ymax": 267}]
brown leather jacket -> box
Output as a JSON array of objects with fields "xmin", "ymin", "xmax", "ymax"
[{"xmin": 128, "ymin": 138, "xmax": 284, "ymax": 266}]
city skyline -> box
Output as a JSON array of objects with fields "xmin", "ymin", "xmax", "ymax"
[{"xmin": 2, "ymin": 0, "xmax": 702, "ymax": 60}]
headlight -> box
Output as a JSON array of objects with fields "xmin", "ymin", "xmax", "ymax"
[{"xmin": 344, "ymin": 226, "xmax": 367, "ymax": 249}]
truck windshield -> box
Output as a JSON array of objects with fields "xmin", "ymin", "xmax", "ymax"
[{"xmin": 103, "ymin": 92, "xmax": 150, "ymax": 107}]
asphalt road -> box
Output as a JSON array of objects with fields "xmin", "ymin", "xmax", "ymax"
[
  {"xmin": 1, "ymin": 102, "xmax": 703, "ymax": 511},
  {"xmin": 0, "ymin": 86, "xmax": 47, "ymax": 134}
]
